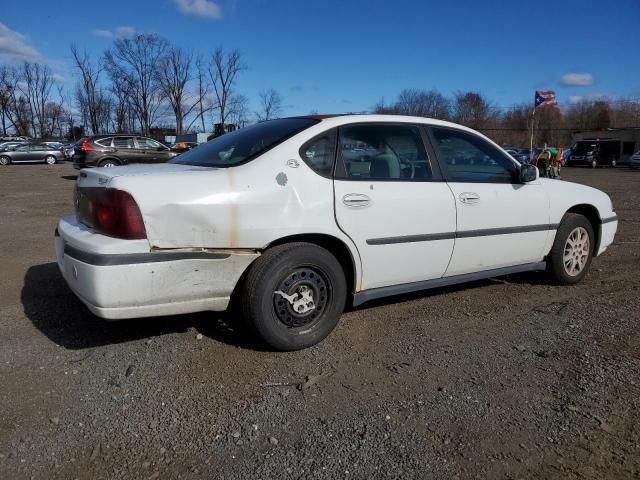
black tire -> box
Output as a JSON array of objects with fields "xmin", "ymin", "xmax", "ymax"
[
  {"xmin": 44, "ymin": 155, "xmax": 57, "ymax": 165},
  {"xmin": 99, "ymin": 159, "xmax": 119, "ymax": 168},
  {"xmin": 0, "ymin": 155, "xmax": 10, "ymax": 166},
  {"xmin": 241, "ymin": 242, "xmax": 347, "ymax": 351},
  {"xmin": 547, "ymin": 213, "xmax": 595, "ymax": 285}
]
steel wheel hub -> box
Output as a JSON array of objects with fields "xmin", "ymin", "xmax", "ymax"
[
  {"xmin": 563, "ymin": 226, "xmax": 590, "ymax": 276},
  {"xmin": 273, "ymin": 267, "xmax": 328, "ymax": 328}
]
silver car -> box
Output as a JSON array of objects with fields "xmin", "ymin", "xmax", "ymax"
[
  {"xmin": 631, "ymin": 150, "xmax": 640, "ymax": 168},
  {"xmin": 0, "ymin": 143, "xmax": 65, "ymax": 165}
]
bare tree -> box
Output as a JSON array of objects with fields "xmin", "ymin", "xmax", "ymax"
[
  {"xmin": 228, "ymin": 94, "xmax": 250, "ymax": 128},
  {"xmin": 256, "ymin": 88, "xmax": 283, "ymax": 121},
  {"xmin": 207, "ymin": 48, "xmax": 245, "ymax": 127},
  {"xmin": 70, "ymin": 45, "xmax": 105, "ymax": 134},
  {"xmin": 373, "ymin": 89, "xmax": 450, "ymax": 119},
  {"xmin": 452, "ymin": 91, "xmax": 495, "ymax": 129},
  {"xmin": 0, "ymin": 66, "xmax": 20, "ymax": 135},
  {"xmin": 105, "ymin": 33, "xmax": 168, "ymax": 135},
  {"xmin": 20, "ymin": 62, "xmax": 56, "ymax": 137},
  {"xmin": 156, "ymin": 47, "xmax": 199, "ymax": 135}
]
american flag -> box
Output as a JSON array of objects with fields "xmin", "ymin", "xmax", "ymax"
[{"xmin": 535, "ymin": 90, "xmax": 557, "ymax": 108}]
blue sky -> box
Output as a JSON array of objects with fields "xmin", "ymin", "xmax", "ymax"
[{"xmin": 1, "ymin": 0, "xmax": 639, "ymax": 117}]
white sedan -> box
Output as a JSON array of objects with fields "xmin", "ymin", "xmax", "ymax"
[{"xmin": 55, "ymin": 115, "xmax": 618, "ymax": 350}]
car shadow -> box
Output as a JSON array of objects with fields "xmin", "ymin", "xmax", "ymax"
[
  {"xmin": 22, "ymin": 262, "xmax": 266, "ymax": 351},
  {"xmin": 61, "ymin": 175, "xmax": 78, "ymax": 181}
]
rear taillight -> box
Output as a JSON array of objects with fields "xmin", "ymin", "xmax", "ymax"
[
  {"xmin": 77, "ymin": 188, "xmax": 146, "ymax": 240},
  {"xmin": 81, "ymin": 138, "xmax": 94, "ymax": 152}
]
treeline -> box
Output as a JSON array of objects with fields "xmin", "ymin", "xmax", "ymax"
[
  {"xmin": 1, "ymin": 36, "xmax": 640, "ymax": 145},
  {"xmin": 0, "ymin": 33, "xmax": 285, "ymax": 139},
  {"xmin": 375, "ymin": 89, "xmax": 640, "ymax": 147}
]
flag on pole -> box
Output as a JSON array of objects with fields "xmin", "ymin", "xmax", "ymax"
[{"xmin": 535, "ymin": 90, "xmax": 557, "ymax": 109}]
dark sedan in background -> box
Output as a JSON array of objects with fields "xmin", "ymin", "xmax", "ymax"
[{"xmin": 0, "ymin": 143, "xmax": 65, "ymax": 165}]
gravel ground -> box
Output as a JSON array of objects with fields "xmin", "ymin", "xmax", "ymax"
[{"xmin": 0, "ymin": 163, "xmax": 639, "ymax": 479}]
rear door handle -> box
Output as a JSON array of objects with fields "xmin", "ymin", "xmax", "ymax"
[
  {"xmin": 459, "ymin": 192, "xmax": 480, "ymax": 204},
  {"xmin": 343, "ymin": 193, "xmax": 370, "ymax": 208}
]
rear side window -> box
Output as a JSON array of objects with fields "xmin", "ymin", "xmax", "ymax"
[
  {"xmin": 113, "ymin": 137, "xmax": 135, "ymax": 149},
  {"xmin": 337, "ymin": 124, "xmax": 433, "ymax": 180},
  {"xmin": 95, "ymin": 137, "xmax": 113, "ymax": 148},
  {"xmin": 299, "ymin": 129, "xmax": 336, "ymax": 177}
]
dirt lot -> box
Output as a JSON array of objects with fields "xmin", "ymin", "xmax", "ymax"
[{"xmin": 0, "ymin": 163, "xmax": 638, "ymax": 479}]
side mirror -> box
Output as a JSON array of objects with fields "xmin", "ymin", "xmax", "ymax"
[{"xmin": 519, "ymin": 163, "xmax": 538, "ymax": 183}]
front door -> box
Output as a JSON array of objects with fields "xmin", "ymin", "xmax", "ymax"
[
  {"xmin": 333, "ymin": 123, "xmax": 457, "ymax": 291},
  {"xmin": 428, "ymin": 127, "xmax": 551, "ymax": 277},
  {"xmin": 136, "ymin": 137, "xmax": 167, "ymax": 163}
]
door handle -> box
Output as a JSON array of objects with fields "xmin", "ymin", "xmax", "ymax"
[
  {"xmin": 459, "ymin": 192, "xmax": 480, "ymax": 204},
  {"xmin": 342, "ymin": 193, "xmax": 370, "ymax": 208}
]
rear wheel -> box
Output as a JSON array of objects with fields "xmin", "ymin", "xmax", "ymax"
[
  {"xmin": 548, "ymin": 213, "xmax": 595, "ymax": 285},
  {"xmin": 99, "ymin": 159, "xmax": 119, "ymax": 168},
  {"xmin": 0, "ymin": 156, "xmax": 10, "ymax": 166},
  {"xmin": 241, "ymin": 242, "xmax": 347, "ymax": 351},
  {"xmin": 591, "ymin": 159, "xmax": 597, "ymax": 168},
  {"xmin": 44, "ymin": 155, "xmax": 57, "ymax": 165},
  {"xmin": 610, "ymin": 158, "xmax": 617, "ymax": 167}
]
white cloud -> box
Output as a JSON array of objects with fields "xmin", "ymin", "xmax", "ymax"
[
  {"xmin": 115, "ymin": 26, "xmax": 136, "ymax": 39},
  {"xmin": 569, "ymin": 93, "xmax": 608, "ymax": 104},
  {"xmin": 174, "ymin": 0, "xmax": 223, "ymax": 19},
  {"xmin": 93, "ymin": 29, "xmax": 114, "ymax": 39},
  {"xmin": 0, "ymin": 22, "xmax": 40, "ymax": 63},
  {"xmin": 561, "ymin": 73, "xmax": 594, "ymax": 86},
  {"xmin": 92, "ymin": 26, "xmax": 137, "ymax": 40}
]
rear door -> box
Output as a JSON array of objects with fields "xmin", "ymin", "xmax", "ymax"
[
  {"xmin": 332, "ymin": 123, "xmax": 456, "ymax": 290},
  {"xmin": 428, "ymin": 126, "xmax": 551, "ymax": 276}
]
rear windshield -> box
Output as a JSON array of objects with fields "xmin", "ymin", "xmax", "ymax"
[{"xmin": 171, "ymin": 118, "xmax": 319, "ymax": 167}]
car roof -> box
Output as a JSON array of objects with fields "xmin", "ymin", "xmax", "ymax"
[{"xmin": 287, "ymin": 113, "xmax": 485, "ymax": 135}]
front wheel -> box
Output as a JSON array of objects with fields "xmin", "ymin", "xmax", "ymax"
[
  {"xmin": 241, "ymin": 242, "xmax": 347, "ymax": 351},
  {"xmin": 610, "ymin": 158, "xmax": 617, "ymax": 167},
  {"xmin": 0, "ymin": 156, "xmax": 10, "ymax": 166},
  {"xmin": 548, "ymin": 213, "xmax": 595, "ymax": 285},
  {"xmin": 44, "ymin": 155, "xmax": 57, "ymax": 165},
  {"xmin": 591, "ymin": 159, "xmax": 597, "ymax": 168}
]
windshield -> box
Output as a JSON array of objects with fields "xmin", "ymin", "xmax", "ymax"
[
  {"xmin": 572, "ymin": 141, "xmax": 598, "ymax": 155},
  {"xmin": 171, "ymin": 118, "xmax": 319, "ymax": 167}
]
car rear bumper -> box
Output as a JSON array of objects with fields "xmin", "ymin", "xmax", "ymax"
[{"xmin": 55, "ymin": 215, "xmax": 259, "ymax": 320}]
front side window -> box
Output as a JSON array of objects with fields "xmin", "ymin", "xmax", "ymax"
[
  {"xmin": 430, "ymin": 127, "xmax": 518, "ymax": 183},
  {"xmin": 337, "ymin": 124, "xmax": 432, "ymax": 180},
  {"xmin": 137, "ymin": 137, "xmax": 163, "ymax": 150},
  {"xmin": 14, "ymin": 144, "xmax": 30, "ymax": 152},
  {"xmin": 172, "ymin": 118, "xmax": 319, "ymax": 167},
  {"xmin": 299, "ymin": 129, "xmax": 336, "ymax": 177}
]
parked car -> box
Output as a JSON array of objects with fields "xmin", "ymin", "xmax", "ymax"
[
  {"xmin": 55, "ymin": 115, "xmax": 618, "ymax": 350},
  {"xmin": 568, "ymin": 140, "xmax": 619, "ymax": 168},
  {"xmin": 0, "ymin": 142, "xmax": 65, "ymax": 165},
  {"xmin": 0, "ymin": 135, "xmax": 29, "ymax": 142},
  {"xmin": 170, "ymin": 141, "xmax": 199, "ymax": 152},
  {"xmin": 504, "ymin": 148, "xmax": 530, "ymax": 164},
  {"xmin": 64, "ymin": 138, "xmax": 86, "ymax": 161},
  {"xmin": 73, "ymin": 135, "xmax": 180, "ymax": 169},
  {"xmin": 630, "ymin": 150, "xmax": 640, "ymax": 168}
]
